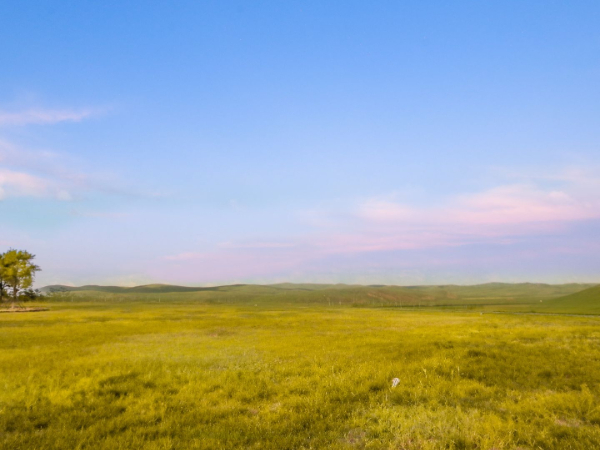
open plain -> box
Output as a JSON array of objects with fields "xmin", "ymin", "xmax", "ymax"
[{"xmin": 2, "ymin": 284, "xmax": 600, "ymax": 449}]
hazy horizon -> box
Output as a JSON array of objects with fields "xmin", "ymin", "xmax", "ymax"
[
  {"xmin": 39, "ymin": 280, "xmax": 600, "ymax": 291},
  {"xmin": 2, "ymin": 1, "xmax": 600, "ymax": 287}
]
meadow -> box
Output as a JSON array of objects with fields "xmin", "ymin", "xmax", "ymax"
[{"xmin": 1, "ymin": 285, "xmax": 600, "ymax": 449}]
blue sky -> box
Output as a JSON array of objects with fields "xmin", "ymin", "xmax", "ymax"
[{"xmin": 1, "ymin": 1, "xmax": 599, "ymax": 286}]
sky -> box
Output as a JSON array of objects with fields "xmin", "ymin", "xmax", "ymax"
[{"xmin": 1, "ymin": 1, "xmax": 599, "ymax": 287}]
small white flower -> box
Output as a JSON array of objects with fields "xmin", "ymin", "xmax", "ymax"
[{"xmin": 391, "ymin": 378, "xmax": 400, "ymax": 388}]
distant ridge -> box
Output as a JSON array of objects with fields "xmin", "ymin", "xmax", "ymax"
[
  {"xmin": 40, "ymin": 282, "xmax": 597, "ymax": 297},
  {"xmin": 37, "ymin": 282, "xmax": 600, "ymax": 310},
  {"xmin": 40, "ymin": 282, "xmax": 351, "ymax": 295},
  {"xmin": 40, "ymin": 284, "xmax": 220, "ymax": 294}
]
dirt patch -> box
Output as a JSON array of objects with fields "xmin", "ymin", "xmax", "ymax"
[
  {"xmin": 0, "ymin": 307, "xmax": 49, "ymax": 313},
  {"xmin": 344, "ymin": 428, "xmax": 366, "ymax": 447}
]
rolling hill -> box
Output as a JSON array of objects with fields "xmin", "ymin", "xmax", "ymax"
[
  {"xmin": 537, "ymin": 285, "xmax": 600, "ymax": 314},
  {"xmin": 40, "ymin": 282, "xmax": 597, "ymax": 308},
  {"xmin": 40, "ymin": 284, "xmax": 224, "ymax": 294}
]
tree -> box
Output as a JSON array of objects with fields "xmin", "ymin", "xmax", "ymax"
[
  {"xmin": 20, "ymin": 288, "xmax": 42, "ymax": 302},
  {"xmin": 1, "ymin": 250, "xmax": 41, "ymax": 308},
  {"xmin": 0, "ymin": 252, "xmax": 7, "ymax": 303}
]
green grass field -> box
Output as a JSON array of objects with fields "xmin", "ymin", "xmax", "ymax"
[
  {"xmin": 40, "ymin": 281, "xmax": 598, "ymax": 308},
  {"xmin": 2, "ymin": 285, "xmax": 600, "ymax": 449}
]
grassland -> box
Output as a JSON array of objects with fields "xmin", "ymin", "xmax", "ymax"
[
  {"xmin": 2, "ymin": 284, "xmax": 600, "ymax": 449},
  {"xmin": 40, "ymin": 281, "xmax": 597, "ymax": 308}
]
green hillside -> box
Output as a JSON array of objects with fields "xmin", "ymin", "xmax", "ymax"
[
  {"xmin": 537, "ymin": 285, "xmax": 600, "ymax": 314},
  {"xmin": 41, "ymin": 282, "xmax": 596, "ymax": 308}
]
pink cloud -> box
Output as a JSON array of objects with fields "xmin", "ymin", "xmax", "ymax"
[
  {"xmin": 344, "ymin": 182, "xmax": 600, "ymax": 254},
  {"xmin": 161, "ymin": 170, "xmax": 600, "ymax": 281},
  {"xmin": 0, "ymin": 168, "xmax": 72, "ymax": 200},
  {"xmin": 452, "ymin": 184, "xmax": 598, "ymax": 225},
  {"xmin": 360, "ymin": 184, "xmax": 599, "ymax": 227},
  {"xmin": 0, "ymin": 107, "xmax": 118, "ymax": 201},
  {"xmin": 0, "ymin": 140, "xmax": 161, "ymax": 201}
]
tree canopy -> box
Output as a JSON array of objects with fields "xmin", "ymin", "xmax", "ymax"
[{"xmin": 0, "ymin": 249, "xmax": 41, "ymax": 307}]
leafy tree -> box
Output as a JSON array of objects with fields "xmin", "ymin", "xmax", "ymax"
[
  {"xmin": 1, "ymin": 250, "xmax": 41, "ymax": 308},
  {"xmin": 0, "ymin": 252, "xmax": 7, "ymax": 303},
  {"xmin": 20, "ymin": 288, "xmax": 42, "ymax": 302}
]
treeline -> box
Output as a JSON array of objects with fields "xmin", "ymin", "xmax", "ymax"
[{"xmin": 0, "ymin": 249, "xmax": 41, "ymax": 307}]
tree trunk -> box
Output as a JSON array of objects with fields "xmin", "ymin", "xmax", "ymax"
[{"xmin": 11, "ymin": 284, "xmax": 18, "ymax": 309}]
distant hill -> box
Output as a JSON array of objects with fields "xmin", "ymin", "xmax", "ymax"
[
  {"xmin": 40, "ymin": 284, "xmax": 222, "ymax": 294},
  {"xmin": 538, "ymin": 285, "xmax": 600, "ymax": 314},
  {"xmin": 39, "ymin": 282, "xmax": 596, "ymax": 307}
]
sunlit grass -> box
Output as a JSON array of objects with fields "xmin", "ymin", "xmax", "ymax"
[{"xmin": 2, "ymin": 298, "xmax": 600, "ymax": 449}]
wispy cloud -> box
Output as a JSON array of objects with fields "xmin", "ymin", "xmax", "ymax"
[
  {"xmin": 339, "ymin": 177, "xmax": 600, "ymax": 252},
  {"xmin": 0, "ymin": 108, "xmax": 97, "ymax": 126},
  {"xmin": 360, "ymin": 183, "xmax": 599, "ymax": 228},
  {"xmin": 0, "ymin": 141, "xmax": 92, "ymax": 201},
  {"xmin": 0, "ymin": 168, "xmax": 73, "ymax": 200},
  {"xmin": 0, "ymin": 106, "xmax": 99, "ymax": 201},
  {"xmin": 0, "ymin": 109, "xmax": 166, "ymax": 202}
]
